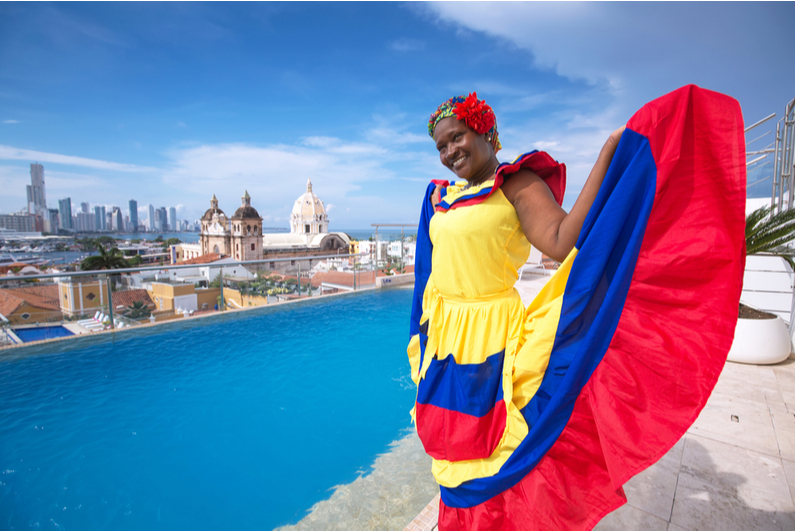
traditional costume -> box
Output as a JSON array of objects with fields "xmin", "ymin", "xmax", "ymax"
[{"xmin": 408, "ymin": 85, "xmax": 746, "ymax": 530}]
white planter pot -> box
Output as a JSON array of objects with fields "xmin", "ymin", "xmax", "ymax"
[{"xmin": 727, "ymin": 316, "xmax": 792, "ymax": 365}]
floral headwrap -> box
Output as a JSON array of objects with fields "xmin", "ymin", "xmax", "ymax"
[{"xmin": 427, "ymin": 92, "xmax": 501, "ymax": 153}]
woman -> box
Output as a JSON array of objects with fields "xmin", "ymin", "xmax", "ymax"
[{"xmin": 408, "ymin": 88, "xmax": 746, "ymax": 530}]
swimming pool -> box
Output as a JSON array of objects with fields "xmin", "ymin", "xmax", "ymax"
[
  {"xmin": 0, "ymin": 289, "xmax": 417, "ymax": 530},
  {"xmin": 12, "ymin": 325, "xmax": 75, "ymax": 343}
]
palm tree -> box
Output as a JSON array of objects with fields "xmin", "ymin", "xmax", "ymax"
[
  {"xmin": 741, "ymin": 205, "xmax": 795, "ymax": 318},
  {"xmin": 80, "ymin": 242, "xmax": 131, "ymax": 271},
  {"xmin": 80, "ymin": 243, "xmax": 131, "ymax": 293},
  {"xmin": 745, "ymin": 205, "xmax": 795, "ymax": 268},
  {"xmin": 124, "ymin": 301, "xmax": 151, "ymax": 320}
]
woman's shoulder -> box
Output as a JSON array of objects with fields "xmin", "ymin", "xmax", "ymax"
[
  {"xmin": 500, "ymin": 169, "xmax": 544, "ymax": 204},
  {"xmin": 495, "ymin": 151, "xmax": 566, "ymax": 207}
]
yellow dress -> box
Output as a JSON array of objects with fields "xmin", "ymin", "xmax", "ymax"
[{"xmin": 407, "ymin": 179, "xmax": 552, "ymax": 488}]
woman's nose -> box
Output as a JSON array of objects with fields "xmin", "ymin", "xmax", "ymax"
[{"xmin": 446, "ymin": 144, "xmax": 459, "ymax": 162}]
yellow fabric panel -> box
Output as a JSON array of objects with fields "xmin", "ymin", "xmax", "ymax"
[
  {"xmin": 430, "ymin": 185, "xmax": 531, "ymax": 300},
  {"xmin": 512, "ymin": 248, "xmax": 577, "ymax": 410},
  {"xmin": 431, "ymin": 289, "xmax": 525, "ymax": 366},
  {"xmin": 407, "ymin": 334, "xmax": 422, "ymax": 386}
]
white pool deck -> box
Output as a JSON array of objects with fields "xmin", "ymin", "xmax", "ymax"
[{"xmin": 405, "ymin": 273, "xmax": 795, "ymax": 530}]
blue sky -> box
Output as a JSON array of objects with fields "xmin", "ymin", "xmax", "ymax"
[{"xmin": 1, "ymin": 2, "xmax": 793, "ymax": 229}]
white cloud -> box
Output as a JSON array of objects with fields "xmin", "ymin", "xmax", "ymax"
[
  {"xmin": 0, "ymin": 165, "xmax": 29, "ymax": 212},
  {"xmin": 423, "ymin": 3, "xmax": 792, "ymax": 121},
  {"xmin": 326, "ymin": 203, "xmax": 334, "ymax": 212},
  {"xmin": 367, "ymin": 128, "xmax": 427, "ymax": 145},
  {"xmin": 532, "ymin": 141, "xmax": 559, "ymax": 151},
  {"xmin": 2, "ymin": 119, "xmax": 19, "ymax": 124},
  {"xmin": 161, "ymin": 137, "xmax": 404, "ymax": 222},
  {"xmin": 176, "ymin": 121, "xmax": 187, "ymax": 128},
  {"xmin": 389, "ymin": 38, "xmax": 425, "ymax": 52},
  {"xmin": 0, "ymin": 144, "xmax": 158, "ymax": 172},
  {"xmin": 419, "ymin": 2, "xmax": 795, "ymax": 203}
]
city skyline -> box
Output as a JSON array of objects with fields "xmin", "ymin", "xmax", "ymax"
[{"xmin": 1, "ymin": 3, "xmax": 794, "ymax": 227}]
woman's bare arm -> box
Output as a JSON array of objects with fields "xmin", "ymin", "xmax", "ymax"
[{"xmin": 502, "ymin": 126, "xmax": 625, "ymax": 262}]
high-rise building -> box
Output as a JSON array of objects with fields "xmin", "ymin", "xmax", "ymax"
[
  {"xmin": 74, "ymin": 212, "xmax": 95, "ymax": 232},
  {"xmin": 26, "ymin": 163, "xmax": 48, "ymax": 232},
  {"xmin": 94, "ymin": 206, "xmax": 103, "ymax": 231},
  {"xmin": 48, "ymin": 209, "xmax": 60, "ymax": 233},
  {"xmin": 148, "ymin": 204, "xmax": 155, "ymax": 231},
  {"xmin": 58, "ymin": 198, "xmax": 73, "ymax": 230},
  {"xmin": 115, "ymin": 207, "xmax": 124, "ymax": 232},
  {"xmin": 105, "ymin": 212, "xmax": 112, "ymax": 231},
  {"xmin": 129, "ymin": 199, "xmax": 138, "ymax": 231},
  {"xmin": 100, "ymin": 206, "xmax": 106, "ymax": 230},
  {"xmin": 81, "ymin": 202, "xmax": 90, "ymax": 214},
  {"xmin": 169, "ymin": 207, "xmax": 177, "ymax": 232},
  {"xmin": 0, "ymin": 213, "xmax": 36, "ymax": 233},
  {"xmin": 26, "ymin": 163, "xmax": 47, "ymax": 216},
  {"xmin": 156, "ymin": 207, "xmax": 168, "ymax": 232}
]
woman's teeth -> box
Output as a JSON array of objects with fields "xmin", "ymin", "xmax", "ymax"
[{"xmin": 452, "ymin": 156, "xmax": 466, "ymax": 167}]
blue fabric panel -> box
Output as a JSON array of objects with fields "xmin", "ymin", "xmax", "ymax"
[
  {"xmin": 417, "ymin": 351, "xmax": 506, "ymax": 417},
  {"xmin": 438, "ymin": 185, "xmax": 493, "ymax": 210},
  {"xmin": 441, "ymin": 128, "xmax": 658, "ymax": 507},
  {"xmin": 410, "ymin": 182, "xmax": 437, "ymax": 337}
]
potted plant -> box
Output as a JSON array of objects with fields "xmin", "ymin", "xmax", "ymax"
[{"xmin": 728, "ymin": 205, "xmax": 795, "ymax": 364}]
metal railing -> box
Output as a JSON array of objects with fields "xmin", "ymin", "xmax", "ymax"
[
  {"xmin": 770, "ymin": 97, "xmax": 795, "ymax": 212},
  {"xmin": 369, "ymin": 223, "xmax": 418, "ymax": 272},
  {"xmin": 0, "ymin": 253, "xmax": 373, "ymax": 338}
]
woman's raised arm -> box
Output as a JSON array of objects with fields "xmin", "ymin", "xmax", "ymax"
[{"xmin": 502, "ymin": 126, "xmax": 625, "ymax": 262}]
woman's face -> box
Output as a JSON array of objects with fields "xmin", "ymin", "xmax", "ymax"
[{"xmin": 433, "ymin": 116, "xmax": 495, "ymax": 182}]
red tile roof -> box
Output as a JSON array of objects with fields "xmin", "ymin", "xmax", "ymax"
[
  {"xmin": 111, "ymin": 289, "xmax": 155, "ymax": 309},
  {"xmin": 180, "ymin": 253, "xmax": 224, "ymax": 265},
  {"xmin": 0, "ymin": 290, "xmax": 23, "ymax": 317},
  {"xmin": 0, "ymin": 284, "xmax": 60, "ymax": 316}
]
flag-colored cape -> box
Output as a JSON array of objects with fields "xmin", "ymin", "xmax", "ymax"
[{"xmin": 409, "ymin": 85, "xmax": 746, "ymax": 529}]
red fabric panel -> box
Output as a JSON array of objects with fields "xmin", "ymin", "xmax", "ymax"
[
  {"xmin": 439, "ymin": 392, "xmax": 626, "ymax": 530},
  {"xmin": 593, "ymin": 84, "xmax": 746, "ymax": 489},
  {"xmin": 416, "ymin": 400, "xmax": 508, "ymax": 462}
]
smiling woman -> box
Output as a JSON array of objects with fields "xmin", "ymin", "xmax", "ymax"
[{"xmin": 409, "ymin": 86, "xmax": 747, "ymax": 530}]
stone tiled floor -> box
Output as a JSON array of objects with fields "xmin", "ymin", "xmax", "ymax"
[{"xmin": 405, "ymin": 272, "xmax": 795, "ymax": 530}]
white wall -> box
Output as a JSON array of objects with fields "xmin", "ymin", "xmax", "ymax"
[
  {"xmin": 741, "ymin": 255, "xmax": 793, "ymax": 322},
  {"xmin": 173, "ymin": 294, "xmax": 198, "ymax": 312}
]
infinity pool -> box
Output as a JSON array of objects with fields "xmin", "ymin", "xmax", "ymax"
[{"xmin": 0, "ymin": 289, "xmax": 416, "ymax": 530}]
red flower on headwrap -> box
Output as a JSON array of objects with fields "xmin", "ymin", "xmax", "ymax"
[{"xmin": 453, "ymin": 92, "xmax": 495, "ymax": 135}]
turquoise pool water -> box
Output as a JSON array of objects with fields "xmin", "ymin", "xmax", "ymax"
[
  {"xmin": 12, "ymin": 325, "xmax": 75, "ymax": 343},
  {"xmin": 0, "ymin": 289, "xmax": 416, "ymax": 530}
]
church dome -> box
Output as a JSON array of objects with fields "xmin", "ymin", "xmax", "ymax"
[
  {"xmin": 290, "ymin": 179, "xmax": 328, "ymax": 235},
  {"xmin": 232, "ymin": 190, "xmax": 261, "ymax": 219},
  {"xmin": 292, "ymin": 179, "xmax": 327, "ymax": 218},
  {"xmin": 202, "ymin": 194, "xmax": 226, "ymax": 221}
]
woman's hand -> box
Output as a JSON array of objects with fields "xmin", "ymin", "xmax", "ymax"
[
  {"xmin": 503, "ymin": 126, "xmax": 626, "ymax": 262},
  {"xmin": 431, "ymin": 184, "xmax": 445, "ymax": 207}
]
